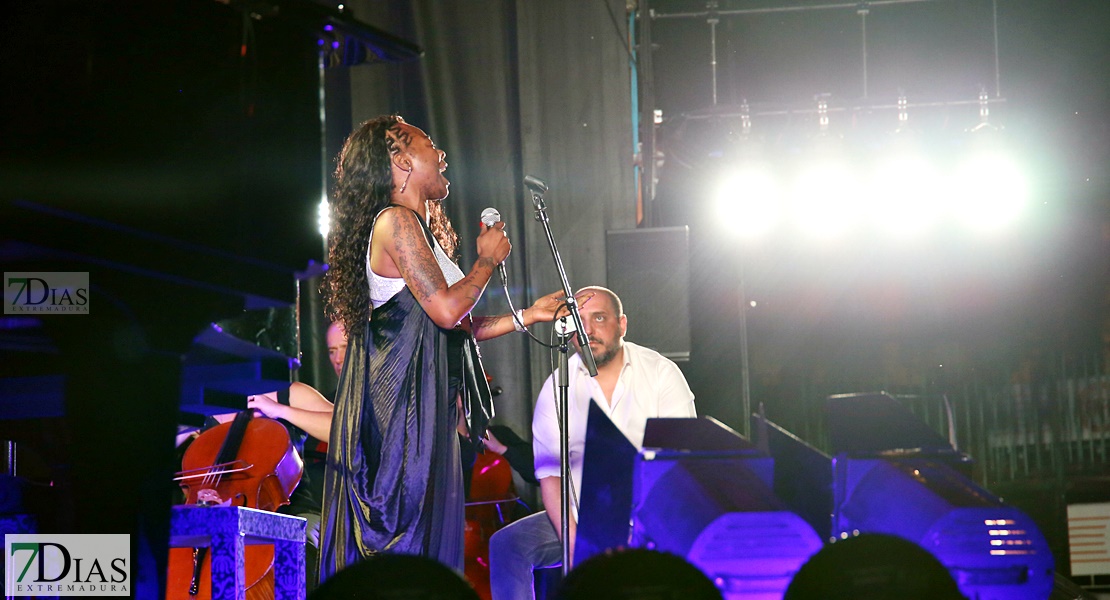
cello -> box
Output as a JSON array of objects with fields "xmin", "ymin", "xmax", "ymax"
[
  {"xmin": 463, "ymin": 440, "xmax": 525, "ymax": 600},
  {"xmin": 167, "ymin": 410, "xmax": 303, "ymax": 600}
]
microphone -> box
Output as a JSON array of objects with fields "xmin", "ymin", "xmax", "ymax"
[
  {"xmin": 554, "ymin": 313, "xmax": 598, "ymax": 375},
  {"xmin": 523, "ymin": 175, "xmax": 548, "ymax": 194},
  {"xmin": 554, "ymin": 317, "xmax": 576, "ymax": 336},
  {"xmin": 480, "ymin": 207, "xmax": 508, "ymax": 284}
]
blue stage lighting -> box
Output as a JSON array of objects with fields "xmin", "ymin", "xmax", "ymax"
[
  {"xmin": 828, "ymin": 393, "xmax": 1054, "ymax": 600},
  {"xmin": 629, "ymin": 418, "xmax": 824, "ymax": 600}
]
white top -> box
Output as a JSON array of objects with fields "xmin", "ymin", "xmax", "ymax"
[
  {"xmin": 366, "ymin": 207, "xmax": 465, "ymax": 308},
  {"xmin": 531, "ymin": 341, "xmax": 696, "ymax": 519}
]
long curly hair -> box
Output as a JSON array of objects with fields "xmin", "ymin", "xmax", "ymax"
[
  {"xmin": 324, "ymin": 115, "xmax": 459, "ymax": 336},
  {"xmin": 427, "ymin": 199, "xmax": 459, "ymax": 261}
]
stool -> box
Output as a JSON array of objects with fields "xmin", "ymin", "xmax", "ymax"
[{"xmin": 170, "ymin": 505, "xmax": 306, "ymax": 600}]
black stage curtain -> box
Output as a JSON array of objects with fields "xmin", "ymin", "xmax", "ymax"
[{"xmin": 345, "ymin": 0, "xmax": 637, "ymax": 441}]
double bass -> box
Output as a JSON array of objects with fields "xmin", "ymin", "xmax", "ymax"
[{"xmin": 167, "ymin": 410, "xmax": 303, "ymax": 600}]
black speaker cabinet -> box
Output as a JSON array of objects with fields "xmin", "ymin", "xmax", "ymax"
[{"xmin": 605, "ymin": 227, "xmax": 690, "ymax": 362}]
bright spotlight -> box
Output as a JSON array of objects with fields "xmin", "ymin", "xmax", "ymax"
[
  {"xmin": 317, "ymin": 194, "xmax": 331, "ymax": 237},
  {"xmin": 866, "ymin": 157, "xmax": 945, "ymax": 236},
  {"xmin": 790, "ymin": 163, "xmax": 862, "ymax": 238},
  {"xmin": 715, "ymin": 167, "xmax": 781, "ymax": 238},
  {"xmin": 950, "ymin": 154, "xmax": 1028, "ymax": 231}
]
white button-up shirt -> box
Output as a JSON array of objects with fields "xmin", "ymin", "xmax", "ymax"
[{"xmin": 532, "ymin": 341, "xmax": 696, "ymax": 519}]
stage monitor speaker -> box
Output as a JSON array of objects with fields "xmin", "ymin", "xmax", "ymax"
[
  {"xmin": 829, "ymin": 394, "xmax": 1054, "ymax": 600},
  {"xmin": 832, "ymin": 457, "xmax": 1054, "ymax": 600},
  {"xmin": 575, "ymin": 401, "xmax": 639, "ymax": 566},
  {"xmin": 826, "ymin": 392, "xmax": 953, "ymax": 456},
  {"xmin": 605, "ymin": 227, "xmax": 690, "ymax": 362},
  {"xmin": 576, "ymin": 412, "xmax": 757, "ymax": 567},
  {"xmin": 631, "ymin": 419, "xmax": 823, "ymax": 600},
  {"xmin": 645, "ymin": 416, "xmax": 756, "ymax": 453},
  {"xmin": 751, "ymin": 413, "xmax": 833, "ymax": 541}
]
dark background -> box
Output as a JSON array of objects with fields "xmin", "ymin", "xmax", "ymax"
[
  {"xmin": 1, "ymin": 0, "xmax": 1108, "ymax": 593},
  {"xmin": 2, "ymin": 0, "xmax": 1106, "ymax": 391},
  {"xmin": 1, "ymin": 3, "xmax": 327, "ymax": 594}
]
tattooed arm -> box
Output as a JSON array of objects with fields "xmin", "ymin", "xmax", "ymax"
[
  {"xmin": 471, "ymin": 311, "xmax": 526, "ymax": 342},
  {"xmin": 471, "ymin": 290, "xmax": 594, "ymax": 342},
  {"xmin": 374, "ymin": 207, "xmax": 507, "ymax": 329}
]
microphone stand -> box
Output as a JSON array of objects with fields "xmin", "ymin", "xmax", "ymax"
[
  {"xmin": 553, "ymin": 319, "xmax": 575, "ymax": 576},
  {"xmin": 529, "ymin": 184, "xmax": 597, "ymax": 577}
]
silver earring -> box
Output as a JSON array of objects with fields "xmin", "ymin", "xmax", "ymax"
[{"xmin": 399, "ymin": 168, "xmax": 412, "ymax": 193}]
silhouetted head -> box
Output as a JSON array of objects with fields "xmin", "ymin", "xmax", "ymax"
[
  {"xmin": 555, "ymin": 548, "xmax": 723, "ymax": 600},
  {"xmin": 311, "ymin": 554, "xmax": 480, "ymax": 600},
  {"xmin": 784, "ymin": 534, "xmax": 965, "ymax": 600}
]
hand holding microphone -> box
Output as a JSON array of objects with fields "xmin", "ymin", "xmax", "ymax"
[{"xmin": 480, "ymin": 207, "xmax": 510, "ymax": 284}]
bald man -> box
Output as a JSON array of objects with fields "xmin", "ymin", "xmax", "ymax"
[{"xmin": 488, "ymin": 286, "xmax": 696, "ymax": 600}]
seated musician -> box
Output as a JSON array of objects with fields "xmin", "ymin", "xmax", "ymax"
[
  {"xmin": 245, "ymin": 321, "xmax": 344, "ymax": 568},
  {"xmin": 325, "ymin": 321, "xmax": 348, "ymax": 391},
  {"xmin": 245, "ymin": 382, "xmax": 332, "ymax": 591},
  {"xmin": 172, "ymin": 380, "xmax": 332, "ymax": 592},
  {"xmin": 487, "ymin": 286, "xmax": 696, "ymax": 600},
  {"xmin": 457, "ymin": 373, "xmax": 539, "ymax": 502},
  {"xmin": 171, "ymin": 321, "xmax": 341, "ymax": 593}
]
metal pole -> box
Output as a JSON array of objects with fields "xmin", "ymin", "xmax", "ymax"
[
  {"xmin": 637, "ymin": 0, "xmax": 657, "ymax": 226},
  {"xmin": 557, "ymin": 336, "xmax": 572, "ymax": 575},
  {"xmin": 738, "ymin": 258, "xmax": 751, "ymax": 437},
  {"xmin": 654, "ymin": 0, "xmax": 939, "ymax": 20},
  {"xmin": 858, "ymin": 2, "xmax": 870, "ymax": 99},
  {"xmin": 630, "ymin": 10, "xmax": 642, "ymax": 224},
  {"xmin": 318, "ymin": 48, "xmax": 330, "ymax": 260},
  {"xmin": 991, "ymin": 0, "xmax": 1001, "ymax": 97},
  {"xmin": 529, "ymin": 186, "xmax": 597, "ymax": 575},
  {"xmin": 708, "ymin": 1, "xmax": 720, "ymax": 106}
]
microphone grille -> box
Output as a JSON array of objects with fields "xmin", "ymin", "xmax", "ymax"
[{"xmin": 480, "ymin": 207, "xmax": 501, "ymax": 227}]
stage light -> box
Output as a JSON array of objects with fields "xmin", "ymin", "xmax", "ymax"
[
  {"xmin": 715, "ymin": 166, "xmax": 781, "ymax": 238},
  {"xmin": 317, "ymin": 194, "xmax": 330, "ymax": 237},
  {"xmin": 865, "ymin": 156, "xmax": 945, "ymax": 236},
  {"xmin": 949, "ymin": 154, "xmax": 1028, "ymax": 232},
  {"xmin": 790, "ymin": 163, "xmax": 861, "ymax": 238}
]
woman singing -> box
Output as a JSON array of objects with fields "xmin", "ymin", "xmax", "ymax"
[{"xmin": 320, "ymin": 115, "xmax": 575, "ymax": 579}]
